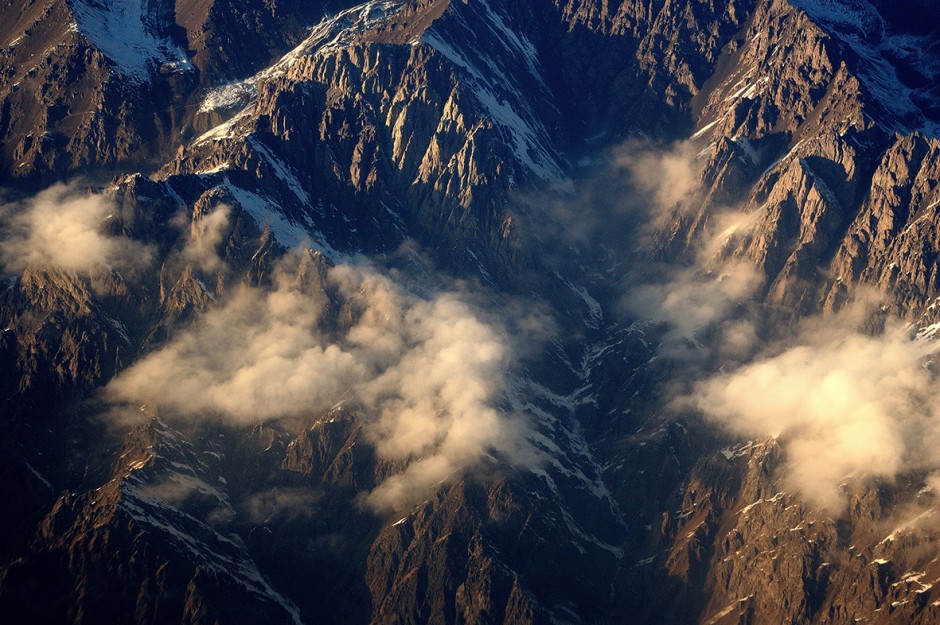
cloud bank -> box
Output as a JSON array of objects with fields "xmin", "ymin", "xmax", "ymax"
[
  {"xmin": 616, "ymin": 141, "xmax": 702, "ymax": 216},
  {"xmin": 0, "ymin": 184, "xmax": 545, "ymax": 514},
  {"xmin": 691, "ymin": 311, "xmax": 940, "ymax": 512},
  {"xmin": 178, "ymin": 204, "xmax": 232, "ymax": 271},
  {"xmin": 614, "ymin": 144, "xmax": 940, "ymax": 513},
  {"xmin": 107, "ymin": 254, "xmax": 543, "ymax": 512},
  {"xmin": 624, "ymin": 259, "xmax": 763, "ymax": 360},
  {"xmin": 0, "ymin": 184, "xmax": 154, "ymax": 274}
]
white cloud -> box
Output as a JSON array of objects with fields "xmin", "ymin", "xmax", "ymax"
[
  {"xmin": 691, "ymin": 310, "xmax": 940, "ymax": 512},
  {"xmin": 613, "ymin": 158, "xmax": 940, "ymax": 513},
  {"xmin": 625, "ymin": 259, "xmax": 763, "ymax": 359},
  {"xmin": 178, "ymin": 204, "xmax": 232, "ymax": 271},
  {"xmin": 0, "ymin": 184, "xmax": 154, "ymax": 274},
  {"xmin": 106, "ymin": 255, "xmax": 544, "ymax": 512},
  {"xmin": 615, "ymin": 140, "xmax": 702, "ymax": 217}
]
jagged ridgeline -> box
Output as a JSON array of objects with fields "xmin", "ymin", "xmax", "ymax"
[{"xmin": 2, "ymin": 0, "xmax": 940, "ymax": 623}]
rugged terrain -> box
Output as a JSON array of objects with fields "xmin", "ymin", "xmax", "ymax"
[{"xmin": 3, "ymin": 0, "xmax": 940, "ymax": 623}]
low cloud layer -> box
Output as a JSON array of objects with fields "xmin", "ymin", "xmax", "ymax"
[
  {"xmin": 616, "ymin": 141, "xmax": 702, "ymax": 216},
  {"xmin": 107, "ymin": 255, "xmax": 543, "ymax": 512},
  {"xmin": 0, "ymin": 184, "xmax": 154, "ymax": 274},
  {"xmin": 692, "ymin": 311, "xmax": 940, "ymax": 512},
  {"xmin": 624, "ymin": 259, "xmax": 763, "ymax": 360},
  {"xmin": 622, "ymin": 205, "xmax": 766, "ymax": 362},
  {"xmin": 625, "ymin": 192, "xmax": 940, "ymax": 512},
  {"xmin": 613, "ymin": 146, "xmax": 940, "ymax": 513},
  {"xmin": 0, "ymin": 184, "xmax": 545, "ymax": 514},
  {"xmin": 178, "ymin": 204, "xmax": 231, "ymax": 271}
]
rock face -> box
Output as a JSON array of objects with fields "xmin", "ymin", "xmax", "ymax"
[
  {"xmin": 3, "ymin": 1, "xmax": 940, "ymax": 624},
  {"xmin": 669, "ymin": 0, "xmax": 940, "ymax": 317},
  {"xmin": 0, "ymin": 0, "xmax": 351, "ymax": 185}
]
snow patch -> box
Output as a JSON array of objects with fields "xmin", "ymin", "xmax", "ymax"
[
  {"xmin": 193, "ymin": 162, "xmax": 231, "ymax": 175},
  {"xmin": 917, "ymin": 322, "xmax": 940, "ymax": 342},
  {"xmin": 692, "ymin": 118, "xmax": 721, "ymax": 140},
  {"xmin": 703, "ymin": 597, "xmax": 751, "ymax": 625},
  {"xmin": 24, "ymin": 462, "xmax": 53, "ymax": 491},
  {"xmin": 199, "ymin": 82, "xmax": 257, "ymax": 114},
  {"xmin": 193, "ymin": 114, "xmax": 246, "ymax": 145},
  {"xmin": 222, "ymin": 181, "xmax": 307, "ymax": 248},
  {"xmin": 790, "ymin": 0, "xmax": 940, "ymax": 136},
  {"xmin": 221, "ymin": 178, "xmax": 340, "ymax": 260},
  {"xmin": 119, "ymin": 485, "xmax": 302, "ymax": 624},
  {"xmin": 247, "ymin": 138, "xmax": 311, "ymax": 205},
  {"xmin": 70, "ymin": 0, "xmax": 192, "ymax": 82},
  {"xmin": 419, "ymin": 1, "xmax": 568, "ymax": 187}
]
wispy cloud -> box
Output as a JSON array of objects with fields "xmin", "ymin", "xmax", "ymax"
[
  {"xmin": 690, "ymin": 303, "xmax": 940, "ymax": 513},
  {"xmin": 176, "ymin": 204, "xmax": 232, "ymax": 272},
  {"xmin": 612, "ymin": 141, "xmax": 940, "ymax": 513},
  {"xmin": 106, "ymin": 253, "xmax": 545, "ymax": 512},
  {"xmin": 615, "ymin": 141, "xmax": 702, "ymax": 218},
  {"xmin": 0, "ymin": 184, "xmax": 154, "ymax": 274}
]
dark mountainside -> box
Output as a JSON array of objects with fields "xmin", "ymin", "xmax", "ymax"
[{"xmin": 2, "ymin": 0, "xmax": 940, "ymax": 623}]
